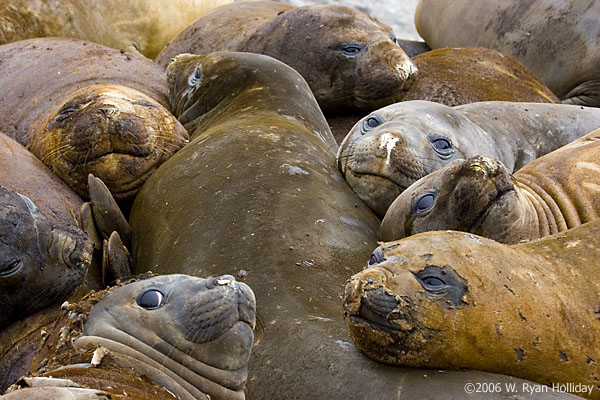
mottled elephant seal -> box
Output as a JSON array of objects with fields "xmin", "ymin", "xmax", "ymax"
[
  {"xmin": 382, "ymin": 128, "xmax": 600, "ymax": 243},
  {"xmin": 337, "ymin": 100, "xmax": 600, "ymax": 217},
  {"xmin": 155, "ymin": 1, "xmax": 417, "ymax": 113},
  {"xmin": 0, "ymin": 38, "xmax": 189, "ymax": 201},
  {"xmin": 344, "ymin": 220, "xmax": 600, "ymax": 397},
  {"xmin": 0, "ymin": 0, "xmax": 231, "ymax": 58},
  {"xmin": 415, "ymin": 0, "xmax": 600, "ymax": 107},
  {"xmin": 0, "ymin": 185, "xmax": 92, "ymax": 327},
  {"xmin": 120, "ymin": 51, "xmax": 572, "ymax": 399},
  {"xmin": 4, "ymin": 274, "xmax": 256, "ymax": 400}
]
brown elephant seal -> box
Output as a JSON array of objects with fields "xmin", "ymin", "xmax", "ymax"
[
  {"xmin": 4, "ymin": 274, "xmax": 256, "ymax": 400},
  {"xmin": 0, "ymin": 185, "xmax": 92, "ymax": 327},
  {"xmin": 337, "ymin": 100, "xmax": 600, "ymax": 217},
  {"xmin": 0, "ymin": 0, "xmax": 231, "ymax": 58},
  {"xmin": 415, "ymin": 0, "xmax": 600, "ymax": 107},
  {"xmin": 29, "ymin": 84, "xmax": 189, "ymax": 201},
  {"xmin": 382, "ymin": 128, "xmax": 600, "ymax": 243},
  {"xmin": 119, "ymin": 51, "xmax": 574, "ymax": 399},
  {"xmin": 344, "ymin": 220, "xmax": 600, "ymax": 397},
  {"xmin": 402, "ymin": 47, "xmax": 559, "ymax": 105},
  {"xmin": 0, "ymin": 38, "xmax": 189, "ymax": 201},
  {"xmin": 155, "ymin": 1, "xmax": 418, "ymax": 113}
]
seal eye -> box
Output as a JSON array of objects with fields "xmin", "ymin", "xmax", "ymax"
[
  {"xmin": 188, "ymin": 66, "xmax": 202, "ymax": 87},
  {"xmin": 137, "ymin": 289, "xmax": 165, "ymax": 310},
  {"xmin": 428, "ymin": 135, "xmax": 454, "ymax": 157},
  {"xmin": 414, "ymin": 192, "xmax": 436, "ymax": 214},
  {"xmin": 340, "ymin": 43, "xmax": 366, "ymax": 57},
  {"xmin": 422, "ymin": 276, "xmax": 445, "ymax": 287},
  {"xmin": 0, "ymin": 259, "xmax": 22, "ymax": 277},
  {"xmin": 360, "ymin": 114, "xmax": 385, "ymax": 134}
]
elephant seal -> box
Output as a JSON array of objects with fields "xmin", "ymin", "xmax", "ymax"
[
  {"xmin": 0, "ymin": 185, "xmax": 92, "ymax": 327},
  {"xmin": 415, "ymin": 0, "xmax": 600, "ymax": 107},
  {"xmin": 29, "ymin": 84, "xmax": 189, "ymax": 201},
  {"xmin": 0, "ymin": 38, "xmax": 189, "ymax": 201},
  {"xmin": 0, "ymin": 0, "xmax": 231, "ymax": 58},
  {"xmin": 344, "ymin": 220, "xmax": 600, "ymax": 397},
  {"xmin": 337, "ymin": 100, "xmax": 600, "ymax": 217},
  {"xmin": 155, "ymin": 1, "xmax": 418, "ymax": 113},
  {"xmin": 121, "ymin": 51, "xmax": 573, "ymax": 400},
  {"xmin": 4, "ymin": 274, "xmax": 256, "ymax": 400},
  {"xmin": 382, "ymin": 128, "xmax": 600, "ymax": 243},
  {"xmin": 401, "ymin": 47, "xmax": 559, "ymax": 105}
]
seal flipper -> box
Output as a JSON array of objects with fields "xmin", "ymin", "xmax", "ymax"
[
  {"xmin": 80, "ymin": 202, "xmax": 102, "ymax": 251},
  {"xmin": 87, "ymin": 174, "xmax": 131, "ymax": 249},
  {"xmin": 102, "ymin": 232, "xmax": 132, "ymax": 286}
]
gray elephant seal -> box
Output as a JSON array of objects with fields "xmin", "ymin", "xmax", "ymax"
[
  {"xmin": 337, "ymin": 100, "xmax": 600, "ymax": 217},
  {"xmin": 0, "ymin": 0, "xmax": 231, "ymax": 58},
  {"xmin": 345, "ymin": 220, "xmax": 600, "ymax": 396},
  {"xmin": 5, "ymin": 274, "xmax": 256, "ymax": 400},
  {"xmin": 381, "ymin": 128, "xmax": 600, "ymax": 243},
  {"xmin": 0, "ymin": 185, "xmax": 92, "ymax": 327},
  {"xmin": 415, "ymin": 0, "xmax": 600, "ymax": 106},
  {"xmin": 155, "ymin": 1, "xmax": 417, "ymax": 113}
]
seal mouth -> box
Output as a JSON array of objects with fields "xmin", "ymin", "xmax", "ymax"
[
  {"xmin": 49, "ymin": 229, "xmax": 93, "ymax": 271},
  {"xmin": 468, "ymin": 181, "xmax": 516, "ymax": 233},
  {"xmin": 348, "ymin": 287, "xmax": 417, "ymax": 334}
]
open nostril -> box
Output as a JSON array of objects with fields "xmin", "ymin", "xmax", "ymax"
[{"xmin": 98, "ymin": 107, "xmax": 117, "ymax": 117}]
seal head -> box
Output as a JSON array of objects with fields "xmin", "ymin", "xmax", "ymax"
[
  {"xmin": 337, "ymin": 101, "xmax": 503, "ymax": 217},
  {"xmin": 241, "ymin": 5, "xmax": 417, "ymax": 113},
  {"xmin": 29, "ymin": 84, "xmax": 189, "ymax": 201},
  {"xmin": 381, "ymin": 156, "xmax": 518, "ymax": 241},
  {"xmin": 0, "ymin": 186, "xmax": 92, "ymax": 326}
]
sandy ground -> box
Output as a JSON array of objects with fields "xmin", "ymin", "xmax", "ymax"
[{"xmin": 276, "ymin": 0, "xmax": 422, "ymax": 41}]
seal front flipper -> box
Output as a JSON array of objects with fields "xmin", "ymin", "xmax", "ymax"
[
  {"xmin": 102, "ymin": 232, "xmax": 133, "ymax": 285},
  {"xmin": 87, "ymin": 174, "xmax": 131, "ymax": 249}
]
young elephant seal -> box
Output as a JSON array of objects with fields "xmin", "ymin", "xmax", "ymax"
[
  {"xmin": 29, "ymin": 84, "xmax": 189, "ymax": 201},
  {"xmin": 5, "ymin": 274, "xmax": 256, "ymax": 400},
  {"xmin": 0, "ymin": 0, "xmax": 231, "ymax": 58},
  {"xmin": 344, "ymin": 221, "xmax": 600, "ymax": 396},
  {"xmin": 0, "ymin": 185, "xmax": 92, "ymax": 327},
  {"xmin": 382, "ymin": 128, "xmax": 600, "ymax": 243},
  {"xmin": 337, "ymin": 100, "xmax": 600, "ymax": 217},
  {"xmin": 415, "ymin": 0, "xmax": 600, "ymax": 107},
  {"xmin": 0, "ymin": 38, "xmax": 189, "ymax": 201},
  {"xmin": 155, "ymin": 1, "xmax": 417, "ymax": 113}
]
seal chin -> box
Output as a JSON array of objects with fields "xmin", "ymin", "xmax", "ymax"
[{"xmin": 344, "ymin": 171, "xmax": 404, "ymax": 217}]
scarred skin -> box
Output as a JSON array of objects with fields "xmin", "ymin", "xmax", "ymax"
[
  {"xmin": 344, "ymin": 221, "xmax": 600, "ymax": 398},
  {"xmin": 0, "ymin": 38, "xmax": 189, "ymax": 201},
  {"xmin": 415, "ymin": 0, "xmax": 600, "ymax": 106},
  {"xmin": 337, "ymin": 100, "xmax": 600, "ymax": 217},
  {"xmin": 156, "ymin": 1, "xmax": 418, "ymax": 113},
  {"xmin": 4, "ymin": 274, "xmax": 256, "ymax": 400},
  {"xmin": 381, "ymin": 129, "xmax": 600, "ymax": 243},
  {"xmin": 0, "ymin": 0, "xmax": 231, "ymax": 58}
]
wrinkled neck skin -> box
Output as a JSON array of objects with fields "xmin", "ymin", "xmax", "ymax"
[
  {"xmin": 71, "ymin": 325, "xmax": 247, "ymax": 400},
  {"xmin": 474, "ymin": 177, "xmax": 567, "ymax": 244}
]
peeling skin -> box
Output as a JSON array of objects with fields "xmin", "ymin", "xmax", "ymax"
[
  {"xmin": 344, "ymin": 222, "xmax": 600, "ymax": 390},
  {"xmin": 382, "ymin": 129, "xmax": 600, "ymax": 244}
]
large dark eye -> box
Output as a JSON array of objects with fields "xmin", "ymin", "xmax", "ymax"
[
  {"xmin": 340, "ymin": 43, "xmax": 366, "ymax": 57},
  {"xmin": 188, "ymin": 66, "xmax": 202, "ymax": 86},
  {"xmin": 360, "ymin": 114, "xmax": 385, "ymax": 134},
  {"xmin": 367, "ymin": 247, "xmax": 384, "ymax": 266},
  {"xmin": 0, "ymin": 259, "xmax": 22, "ymax": 277},
  {"xmin": 422, "ymin": 276, "xmax": 445, "ymax": 287},
  {"xmin": 137, "ymin": 289, "xmax": 165, "ymax": 310},
  {"xmin": 428, "ymin": 135, "xmax": 454, "ymax": 157},
  {"xmin": 414, "ymin": 192, "xmax": 436, "ymax": 214}
]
